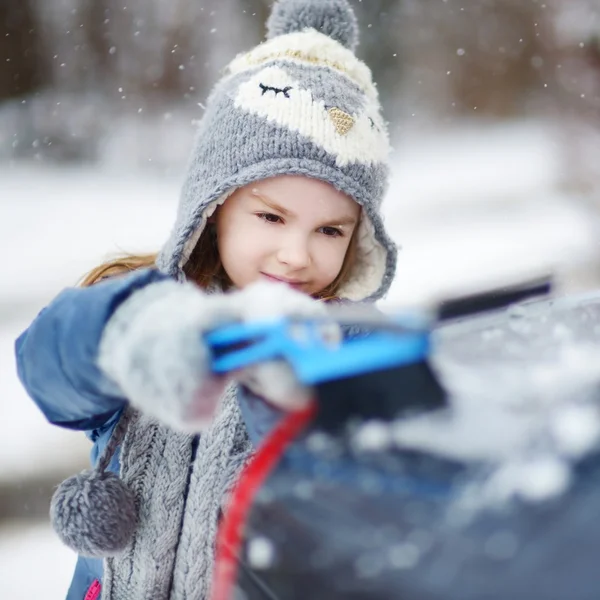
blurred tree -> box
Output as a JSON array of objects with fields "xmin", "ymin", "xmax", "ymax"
[
  {"xmin": 78, "ymin": 0, "xmax": 264, "ymax": 104},
  {"xmin": 0, "ymin": 0, "xmax": 45, "ymax": 100},
  {"xmin": 396, "ymin": 0, "xmax": 556, "ymax": 121},
  {"xmin": 550, "ymin": 0, "xmax": 600, "ymax": 196},
  {"xmin": 351, "ymin": 0, "xmax": 405, "ymax": 125},
  {"xmin": 1, "ymin": 0, "xmax": 595, "ymax": 167},
  {"xmin": 552, "ymin": 0, "xmax": 600, "ymax": 120}
]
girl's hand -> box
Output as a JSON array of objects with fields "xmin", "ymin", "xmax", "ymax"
[
  {"xmin": 98, "ymin": 279, "xmax": 337, "ymax": 431},
  {"xmin": 227, "ymin": 281, "xmax": 338, "ymax": 411},
  {"xmin": 98, "ymin": 280, "xmax": 238, "ymax": 432}
]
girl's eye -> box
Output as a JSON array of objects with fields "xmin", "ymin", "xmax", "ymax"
[
  {"xmin": 320, "ymin": 226, "xmax": 343, "ymax": 238},
  {"xmin": 257, "ymin": 212, "xmax": 283, "ymax": 224}
]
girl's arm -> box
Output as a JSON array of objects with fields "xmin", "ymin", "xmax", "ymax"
[{"xmin": 15, "ymin": 268, "xmax": 170, "ymax": 431}]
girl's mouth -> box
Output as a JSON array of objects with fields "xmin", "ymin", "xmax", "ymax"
[{"xmin": 260, "ymin": 273, "xmax": 306, "ymax": 289}]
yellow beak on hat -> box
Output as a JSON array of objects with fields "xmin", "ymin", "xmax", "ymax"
[{"xmin": 328, "ymin": 107, "xmax": 355, "ymax": 136}]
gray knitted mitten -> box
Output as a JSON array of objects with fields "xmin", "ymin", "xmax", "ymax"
[
  {"xmin": 98, "ymin": 279, "xmax": 235, "ymax": 432},
  {"xmin": 99, "ymin": 279, "xmax": 337, "ymax": 426}
]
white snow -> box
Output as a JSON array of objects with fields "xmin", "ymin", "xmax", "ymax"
[
  {"xmin": 352, "ymin": 420, "xmax": 394, "ymax": 453},
  {"xmin": 247, "ymin": 536, "xmax": 276, "ymax": 570},
  {"xmin": 0, "ymin": 521, "xmax": 77, "ymax": 600},
  {"xmin": 381, "ymin": 120, "xmax": 600, "ymax": 309},
  {"xmin": 0, "ymin": 320, "xmax": 90, "ymax": 481},
  {"xmin": 482, "ymin": 457, "xmax": 572, "ymax": 504},
  {"xmin": 391, "ymin": 340, "xmax": 600, "ymax": 464},
  {"xmin": 550, "ymin": 404, "xmax": 600, "ymax": 457},
  {"xmin": 0, "ymin": 166, "xmax": 179, "ymax": 596},
  {"xmin": 0, "ymin": 166, "xmax": 178, "ymax": 305},
  {"xmin": 1, "ymin": 168, "xmax": 180, "ymax": 481},
  {"xmin": 1, "ymin": 119, "xmax": 599, "ymax": 596}
]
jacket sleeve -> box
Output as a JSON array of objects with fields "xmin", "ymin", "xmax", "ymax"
[{"xmin": 15, "ymin": 268, "xmax": 171, "ymax": 431}]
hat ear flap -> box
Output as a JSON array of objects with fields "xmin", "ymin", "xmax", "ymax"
[{"xmin": 50, "ymin": 409, "xmax": 137, "ymax": 557}]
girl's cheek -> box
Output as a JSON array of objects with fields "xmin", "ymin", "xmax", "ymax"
[
  {"xmin": 332, "ymin": 239, "xmax": 350, "ymax": 266},
  {"xmin": 320, "ymin": 243, "xmax": 347, "ymax": 277},
  {"xmin": 241, "ymin": 216, "xmax": 266, "ymax": 241}
]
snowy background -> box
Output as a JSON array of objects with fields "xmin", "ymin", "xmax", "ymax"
[
  {"xmin": 2, "ymin": 122, "xmax": 599, "ymax": 598},
  {"xmin": 1, "ymin": 0, "xmax": 600, "ymax": 597}
]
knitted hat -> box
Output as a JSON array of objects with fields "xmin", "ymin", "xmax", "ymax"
[{"xmin": 157, "ymin": 0, "xmax": 397, "ymax": 302}]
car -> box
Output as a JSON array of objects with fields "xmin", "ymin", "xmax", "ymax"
[{"xmin": 207, "ymin": 280, "xmax": 600, "ymax": 600}]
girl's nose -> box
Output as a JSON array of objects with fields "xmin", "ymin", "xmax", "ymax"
[{"xmin": 277, "ymin": 236, "xmax": 310, "ymax": 269}]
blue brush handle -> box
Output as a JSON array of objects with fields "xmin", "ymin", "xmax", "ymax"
[{"xmin": 205, "ymin": 317, "xmax": 431, "ymax": 385}]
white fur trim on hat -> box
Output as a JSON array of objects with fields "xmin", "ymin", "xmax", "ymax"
[{"xmin": 227, "ymin": 30, "xmax": 378, "ymax": 102}]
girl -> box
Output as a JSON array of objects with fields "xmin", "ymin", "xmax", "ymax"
[{"xmin": 15, "ymin": 1, "xmax": 397, "ymax": 598}]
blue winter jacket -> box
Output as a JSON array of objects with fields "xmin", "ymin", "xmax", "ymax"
[{"xmin": 15, "ymin": 269, "xmax": 283, "ymax": 600}]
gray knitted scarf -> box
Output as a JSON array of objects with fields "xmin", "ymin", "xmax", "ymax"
[{"xmin": 101, "ymin": 384, "xmax": 253, "ymax": 599}]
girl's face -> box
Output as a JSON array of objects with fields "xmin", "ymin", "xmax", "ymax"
[{"xmin": 215, "ymin": 175, "xmax": 360, "ymax": 296}]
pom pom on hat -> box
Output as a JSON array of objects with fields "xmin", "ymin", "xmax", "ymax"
[
  {"xmin": 266, "ymin": 0, "xmax": 359, "ymax": 51},
  {"xmin": 50, "ymin": 469, "xmax": 137, "ymax": 557}
]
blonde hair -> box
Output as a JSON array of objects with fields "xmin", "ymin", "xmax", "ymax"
[{"xmin": 81, "ymin": 222, "xmax": 359, "ymax": 301}]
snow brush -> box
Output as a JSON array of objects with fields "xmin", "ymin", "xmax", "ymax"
[
  {"xmin": 206, "ymin": 275, "xmax": 551, "ymax": 429},
  {"xmin": 206, "ymin": 276, "xmax": 552, "ymax": 600}
]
